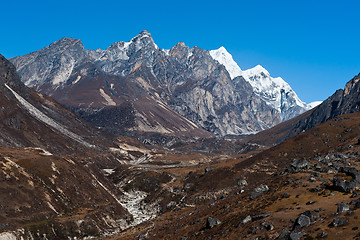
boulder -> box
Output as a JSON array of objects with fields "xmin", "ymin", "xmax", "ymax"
[
  {"xmin": 333, "ymin": 167, "xmax": 360, "ymax": 192},
  {"xmin": 293, "ymin": 214, "xmax": 310, "ymax": 231},
  {"xmin": 237, "ymin": 215, "xmax": 251, "ymax": 227},
  {"xmin": 290, "ymin": 159, "xmax": 312, "ymax": 172},
  {"xmin": 277, "ymin": 229, "xmax": 290, "ymax": 239},
  {"xmin": 250, "ymin": 184, "xmax": 269, "ymax": 199},
  {"xmin": 329, "ymin": 217, "xmax": 348, "ymax": 227},
  {"xmin": 289, "ymin": 232, "xmax": 306, "ymax": 240},
  {"xmin": 337, "ymin": 203, "xmax": 350, "ymax": 213},
  {"xmin": 302, "ymin": 210, "xmax": 319, "ymax": 221},
  {"xmin": 252, "ymin": 213, "xmax": 271, "ymax": 221},
  {"xmin": 206, "ymin": 217, "xmax": 221, "ymax": 229},
  {"xmin": 237, "ymin": 179, "xmax": 248, "ymax": 187}
]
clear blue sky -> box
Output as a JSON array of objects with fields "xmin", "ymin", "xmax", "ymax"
[{"xmin": 2, "ymin": 0, "xmax": 360, "ymax": 103}]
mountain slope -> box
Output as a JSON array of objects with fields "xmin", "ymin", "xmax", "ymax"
[
  {"xmin": 210, "ymin": 47, "xmax": 318, "ymax": 121},
  {"xmin": 0, "ymin": 53, "xmax": 191, "ymax": 239},
  {"xmin": 247, "ymin": 72, "xmax": 360, "ymax": 147},
  {"xmin": 11, "ymin": 31, "xmax": 282, "ymax": 137},
  {"xmin": 0, "ymin": 54, "xmax": 116, "ymax": 153}
]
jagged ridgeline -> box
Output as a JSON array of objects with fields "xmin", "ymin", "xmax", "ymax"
[{"xmin": 10, "ymin": 30, "xmax": 318, "ymax": 138}]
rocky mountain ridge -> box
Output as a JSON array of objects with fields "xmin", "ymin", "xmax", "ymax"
[{"xmin": 10, "ymin": 30, "xmax": 310, "ymax": 138}]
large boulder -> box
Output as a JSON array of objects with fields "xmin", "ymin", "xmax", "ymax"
[
  {"xmin": 333, "ymin": 167, "xmax": 360, "ymax": 192},
  {"xmin": 250, "ymin": 184, "xmax": 269, "ymax": 199}
]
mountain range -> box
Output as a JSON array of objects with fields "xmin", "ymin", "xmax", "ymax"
[
  {"xmin": 10, "ymin": 31, "xmax": 320, "ymax": 139},
  {"xmin": 2, "ymin": 30, "xmax": 360, "ymax": 239}
]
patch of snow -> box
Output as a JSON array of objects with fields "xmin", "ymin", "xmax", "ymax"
[
  {"xmin": 72, "ymin": 75, "xmax": 81, "ymax": 85},
  {"xmin": 51, "ymin": 162, "xmax": 60, "ymax": 174},
  {"xmin": 162, "ymin": 49, "xmax": 170, "ymax": 56},
  {"xmin": 103, "ymin": 168, "xmax": 115, "ymax": 175},
  {"xmin": 47, "ymin": 202, "xmax": 58, "ymax": 214},
  {"xmin": 308, "ymin": 101, "xmax": 322, "ymax": 109},
  {"xmin": 187, "ymin": 50, "xmax": 193, "ymax": 59},
  {"xmin": 99, "ymin": 88, "xmax": 116, "ymax": 106},
  {"xmin": 210, "ymin": 46, "xmax": 242, "ymax": 79},
  {"xmin": 5, "ymin": 84, "xmax": 95, "ymax": 148}
]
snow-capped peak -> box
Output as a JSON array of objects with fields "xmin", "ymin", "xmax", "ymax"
[
  {"xmin": 209, "ymin": 46, "xmax": 242, "ymax": 79},
  {"xmin": 243, "ymin": 65, "xmax": 269, "ymax": 77},
  {"xmin": 209, "ymin": 47, "xmax": 311, "ymax": 120}
]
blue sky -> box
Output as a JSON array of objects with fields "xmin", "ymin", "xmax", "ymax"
[{"xmin": 1, "ymin": 0, "xmax": 360, "ymax": 103}]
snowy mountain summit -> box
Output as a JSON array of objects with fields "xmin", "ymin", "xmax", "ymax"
[
  {"xmin": 209, "ymin": 47, "xmax": 242, "ymax": 79},
  {"xmin": 210, "ymin": 47, "xmax": 321, "ymax": 121}
]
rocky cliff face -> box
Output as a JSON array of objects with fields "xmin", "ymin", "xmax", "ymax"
[
  {"xmin": 248, "ymin": 72, "xmax": 360, "ymax": 146},
  {"xmin": 11, "ymin": 31, "xmax": 285, "ymax": 137},
  {"xmin": 294, "ymin": 73, "xmax": 360, "ymax": 133},
  {"xmin": 0, "ymin": 53, "xmax": 131, "ymax": 155}
]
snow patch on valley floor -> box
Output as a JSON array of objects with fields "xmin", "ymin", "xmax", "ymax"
[{"xmin": 5, "ymin": 84, "xmax": 94, "ymax": 148}]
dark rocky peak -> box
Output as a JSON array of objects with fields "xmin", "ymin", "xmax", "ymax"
[
  {"xmin": 128, "ymin": 30, "xmax": 158, "ymax": 52},
  {"xmin": 0, "ymin": 54, "xmax": 26, "ymax": 93},
  {"xmin": 169, "ymin": 42, "xmax": 192, "ymax": 62},
  {"xmin": 344, "ymin": 72, "xmax": 360, "ymax": 96},
  {"xmin": 276, "ymin": 72, "xmax": 360, "ymax": 139}
]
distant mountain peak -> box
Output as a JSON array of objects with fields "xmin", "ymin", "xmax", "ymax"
[
  {"xmin": 129, "ymin": 30, "xmax": 158, "ymax": 49},
  {"xmin": 209, "ymin": 46, "xmax": 242, "ymax": 79},
  {"xmin": 247, "ymin": 65, "xmax": 269, "ymax": 76},
  {"xmin": 0, "ymin": 54, "xmax": 25, "ymax": 93},
  {"xmin": 50, "ymin": 37, "xmax": 83, "ymax": 48},
  {"xmin": 209, "ymin": 47, "xmax": 311, "ymax": 120}
]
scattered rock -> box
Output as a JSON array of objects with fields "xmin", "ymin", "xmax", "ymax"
[
  {"xmin": 302, "ymin": 210, "xmax": 319, "ymax": 221},
  {"xmin": 290, "ymin": 159, "xmax": 312, "ymax": 172},
  {"xmin": 206, "ymin": 217, "xmax": 221, "ymax": 229},
  {"xmin": 333, "ymin": 167, "xmax": 360, "ymax": 192},
  {"xmin": 350, "ymin": 191, "xmax": 359, "ymax": 198},
  {"xmin": 277, "ymin": 229, "xmax": 290, "ymax": 239},
  {"xmin": 337, "ymin": 203, "xmax": 350, "ymax": 213},
  {"xmin": 293, "ymin": 214, "xmax": 310, "ymax": 231},
  {"xmin": 237, "ymin": 215, "xmax": 251, "ymax": 227},
  {"xmin": 309, "ymin": 187, "xmax": 322, "ymax": 192},
  {"xmin": 250, "ymin": 184, "xmax": 269, "ymax": 199},
  {"xmin": 350, "ymin": 198, "xmax": 360, "ymax": 209},
  {"xmin": 252, "ymin": 213, "xmax": 271, "ymax": 221},
  {"xmin": 289, "ymin": 232, "xmax": 306, "ymax": 240},
  {"xmin": 306, "ymin": 201, "xmax": 315, "ymax": 205},
  {"xmin": 184, "ymin": 183, "xmax": 192, "ymax": 189},
  {"xmin": 329, "ymin": 217, "xmax": 348, "ymax": 227},
  {"xmin": 317, "ymin": 232, "xmax": 328, "ymax": 238},
  {"xmin": 205, "ymin": 167, "xmax": 215, "ymax": 174},
  {"xmin": 282, "ymin": 193, "xmax": 290, "ymax": 198},
  {"xmin": 237, "ymin": 179, "xmax": 248, "ymax": 187},
  {"xmin": 261, "ymin": 222, "xmax": 274, "ymax": 231}
]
